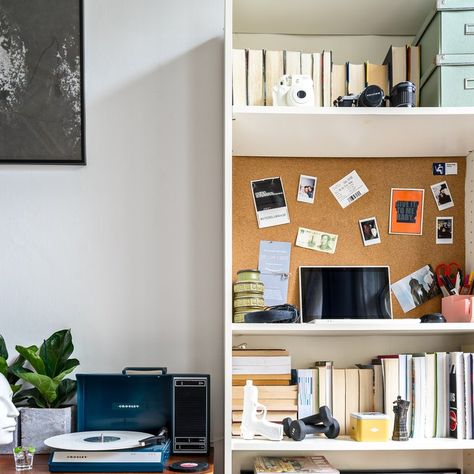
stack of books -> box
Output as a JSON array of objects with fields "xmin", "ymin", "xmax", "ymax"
[
  {"xmin": 232, "ymin": 44, "xmax": 420, "ymax": 107},
  {"xmin": 232, "ymin": 348, "xmax": 292, "ymax": 386},
  {"xmin": 232, "ymin": 348, "xmax": 295, "ymax": 436},
  {"xmin": 254, "ymin": 456, "xmax": 339, "ymax": 474}
]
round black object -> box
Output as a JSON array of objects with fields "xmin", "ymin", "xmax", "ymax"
[
  {"xmin": 357, "ymin": 84, "xmax": 385, "ymax": 107},
  {"xmin": 390, "ymin": 81, "xmax": 416, "ymax": 107},
  {"xmin": 297, "ymin": 90, "xmax": 306, "ymax": 99},
  {"xmin": 168, "ymin": 461, "xmax": 209, "ymax": 472},
  {"xmin": 420, "ymin": 313, "xmax": 446, "ymax": 323}
]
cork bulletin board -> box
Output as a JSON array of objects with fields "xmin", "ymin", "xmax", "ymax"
[{"xmin": 233, "ymin": 156, "xmax": 466, "ymax": 318}]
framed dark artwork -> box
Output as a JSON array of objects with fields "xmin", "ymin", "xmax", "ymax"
[{"xmin": 0, "ymin": 0, "xmax": 85, "ymax": 164}]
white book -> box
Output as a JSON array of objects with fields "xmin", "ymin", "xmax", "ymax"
[
  {"xmin": 285, "ymin": 51, "xmax": 301, "ymax": 75},
  {"xmin": 301, "ymin": 53, "xmax": 313, "ymax": 77},
  {"xmin": 247, "ymin": 49, "xmax": 264, "ymax": 106},
  {"xmin": 399, "ymin": 354, "xmax": 407, "ymax": 400},
  {"xmin": 381, "ymin": 357, "xmax": 399, "ymax": 430},
  {"xmin": 232, "ymin": 365, "xmax": 291, "ymax": 375},
  {"xmin": 312, "ymin": 52, "xmax": 322, "ymax": 107},
  {"xmin": 425, "ymin": 353, "xmax": 436, "ymax": 438},
  {"xmin": 411, "ymin": 355, "xmax": 426, "ymax": 438},
  {"xmin": 232, "ymin": 49, "xmax": 247, "ymax": 106},
  {"xmin": 435, "ymin": 352, "xmax": 449, "ymax": 437},
  {"xmin": 232, "ymin": 356, "xmax": 291, "ymax": 366},
  {"xmin": 405, "ymin": 354, "xmax": 413, "ymax": 435},
  {"xmin": 297, "ymin": 369, "xmax": 313, "ymax": 419},
  {"xmin": 373, "ymin": 364, "xmax": 384, "ymax": 413},
  {"xmin": 464, "ymin": 353, "xmax": 472, "ymax": 439},
  {"xmin": 322, "ymin": 50, "xmax": 332, "ymax": 107}
]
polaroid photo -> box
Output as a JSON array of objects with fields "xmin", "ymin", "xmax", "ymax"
[
  {"xmin": 251, "ymin": 177, "xmax": 290, "ymax": 229},
  {"xmin": 297, "ymin": 175, "xmax": 317, "ymax": 204},
  {"xmin": 359, "ymin": 217, "xmax": 381, "ymax": 246},
  {"xmin": 436, "ymin": 216, "xmax": 453, "ymax": 245},
  {"xmin": 391, "ymin": 264, "xmax": 440, "ymax": 313},
  {"xmin": 430, "ymin": 181, "xmax": 454, "ymax": 211}
]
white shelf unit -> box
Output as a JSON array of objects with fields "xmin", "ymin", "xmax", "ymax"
[
  {"xmin": 232, "ymin": 107, "xmax": 474, "ymax": 158},
  {"xmin": 224, "ymin": 0, "xmax": 474, "ymax": 472}
]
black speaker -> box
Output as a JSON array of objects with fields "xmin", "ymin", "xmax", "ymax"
[{"xmin": 171, "ymin": 375, "xmax": 210, "ymax": 454}]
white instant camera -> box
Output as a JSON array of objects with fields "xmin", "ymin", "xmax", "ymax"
[{"xmin": 272, "ymin": 74, "xmax": 314, "ymax": 106}]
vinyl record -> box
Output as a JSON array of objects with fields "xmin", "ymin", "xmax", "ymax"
[
  {"xmin": 44, "ymin": 431, "xmax": 153, "ymax": 451},
  {"xmin": 168, "ymin": 461, "xmax": 209, "ymax": 472}
]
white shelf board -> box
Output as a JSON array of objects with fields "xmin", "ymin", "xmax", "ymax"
[
  {"xmin": 232, "ymin": 436, "xmax": 474, "ymax": 451},
  {"xmin": 232, "ymin": 107, "xmax": 474, "ymax": 158},
  {"xmin": 233, "ymin": 0, "xmax": 434, "ymax": 36},
  {"xmin": 232, "ymin": 321, "xmax": 474, "ymax": 336}
]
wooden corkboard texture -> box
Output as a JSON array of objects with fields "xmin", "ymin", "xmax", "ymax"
[{"xmin": 233, "ymin": 156, "xmax": 466, "ymax": 318}]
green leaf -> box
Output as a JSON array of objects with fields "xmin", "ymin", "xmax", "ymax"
[
  {"xmin": 11, "ymin": 384, "xmax": 21, "ymax": 394},
  {"xmin": 0, "ymin": 357, "xmax": 8, "ymax": 377},
  {"xmin": 15, "ymin": 345, "xmax": 45, "ymax": 375},
  {"xmin": 53, "ymin": 359, "xmax": 80, "ymax": 383},
  {"xmin": 0, "ymin": 335, "xmax": 8, "ymax": 360},
  {"xmin": 13, "ymin": 369, "xmax": 58, "ymax": 404},
  {"xmin": 7, "ymin": 354, "xmax": 26, "ymax": 385},
  {"xmin": 53, "ymin": 379, "xmax": 77, "ymax": 407},
  {"xmin": 39, "ymin": 330, "xmax": 74, "ymax": 378},
  {"xmin": 15, "ymin": 388, "xmax": 48, "ymax": 408}
]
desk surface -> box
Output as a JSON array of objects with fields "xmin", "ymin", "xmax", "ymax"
[{"xmin": 0, "ymin": 452, "xmax": 214, "ymax": 474}]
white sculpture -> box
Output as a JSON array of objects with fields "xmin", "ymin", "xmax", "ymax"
[
  {"xmin": 0, "ymin": 373, "xmax": 19, "ymax": 445},
  {"xmin": 240, "ymin": 380, "xmax": 283, "ymax": 441}
]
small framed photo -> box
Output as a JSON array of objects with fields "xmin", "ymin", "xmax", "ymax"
[
  {"xmin": 297, "ymin": 175, "xmax": 317, "ymax": 204},
  {"xmin": 359, "ymin": 217, "xmax": 381, "ymax": 246},
  {"xmin": 436, "ymin": 217, "xmax": 453, "ymax": 244},
  {"xmin": 389, "ymin": 188, "xmax": 424, "ymax": 235},
  {"xmin": 431, "ymin": 181, "xmax": 454, "ymax": 211}
]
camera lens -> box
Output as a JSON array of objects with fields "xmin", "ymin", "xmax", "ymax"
[
  {"xmin": 390, "ymin": 81, "xmax": 416, "ymax": 107},
  {"xmin": 357, "ymin": 85, "xmax": 385, "ymax": 107},
  {"xmin": 297, "ymin": 90, "xmax": 306, "ymax": 99}
]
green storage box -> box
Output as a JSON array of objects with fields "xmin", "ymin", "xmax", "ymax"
[
  {"xmin": 420, "ymin": 54, "xmax": 474, "ymax": 105},
  {"xmin": 414, "ymin": 1, "xmax": 474, "ymax": 78}
]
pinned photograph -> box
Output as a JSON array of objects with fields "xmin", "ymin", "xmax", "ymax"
[
  {"xmin": 436, "ymin": 217, "xmax": 453, "ymax": 245},
  {"xmin": 431, "ymin": 181, "xmax": 454, "ymax": 211},
  {"xmin": 297, "ymin": 175, "xmax": 317, "ymax": 204},
  {"xmin": 295, "ymin": 227, "xmax": 338, "ymax": 254},
  {"xmin": 359, "ymin": 217, "xmax": 381, "ymax": 246},
  {"xmin": 391, "ymin": 264, "xmax": 440, "ymax": 313},
  {"xmin": 251, "ymin": 177, "xmax": 290, "ymax": 229},
  {"xmin": 389, "ymin": 188, "xmax": 424, "ymax": 235}
]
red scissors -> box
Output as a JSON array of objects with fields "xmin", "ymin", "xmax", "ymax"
[{"xmin": 435, "ymin": 261, "xmax": 462, "ymax": 287}]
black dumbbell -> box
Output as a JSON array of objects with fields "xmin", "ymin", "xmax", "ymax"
[{"xmin": 284, "ymin": 406, "xmax": 340, "ymax": 441}]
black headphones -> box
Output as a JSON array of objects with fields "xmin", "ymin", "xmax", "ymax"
[{"xmin": 244, "ymin": 304, "xmax": 300, "ymax": 323}]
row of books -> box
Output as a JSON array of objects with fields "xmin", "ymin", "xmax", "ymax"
[
  {"xmin": 232, "ymin": 45, "xmax": 420, "ymax": 107},
  {"xmin": 297, "ymin": 364, "xmax": 375, "ymax": 436}
]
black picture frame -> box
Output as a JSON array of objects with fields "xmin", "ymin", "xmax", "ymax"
[{"xmin": 0, "ymin": 0, "xmax": 85, "ymax": 165}]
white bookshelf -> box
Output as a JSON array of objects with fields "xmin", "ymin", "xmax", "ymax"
[{"xmin": 224, "ymin": 0, "xmax": 474, "ymax": 472}]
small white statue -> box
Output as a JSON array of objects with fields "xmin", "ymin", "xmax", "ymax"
[
  {"xmin": 0, "ymin": 373, "xmax": 19, "ymax": 445},
  {"xmin": 240, "ymin": 380, "xmax": 283, "ymax": 441}
]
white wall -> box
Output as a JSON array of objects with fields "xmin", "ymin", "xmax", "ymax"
[{"xmin": 0, "ymin": 0, "xmax": 224, "ymax": 465}]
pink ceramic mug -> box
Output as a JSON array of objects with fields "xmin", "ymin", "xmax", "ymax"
[{"xmin": 441, "ymin": 295, "xmax": 474, "ymax": 322}]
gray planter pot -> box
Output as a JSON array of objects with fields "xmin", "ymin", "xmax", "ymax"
[
  {"xmin": 19, "ymin": 406, "xmax": 76, "ymax": 454},
  {"xmin": 0, "ymin": 425, "xmax": 19, "ymax": 454}
]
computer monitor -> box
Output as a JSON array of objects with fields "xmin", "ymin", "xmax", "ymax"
[{"xmin": 299, "ymin": 266, "xmax": 392, "ymax": 321}]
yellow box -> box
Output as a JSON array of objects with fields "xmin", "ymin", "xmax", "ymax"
[{"xmin": 349, "ymin": 412, "xmax": 390, "ymax": 442}]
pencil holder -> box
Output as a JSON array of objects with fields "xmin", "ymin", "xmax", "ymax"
[{"xmin": 441, "ymin": 295, "xmax": 474, "ymax": 322}]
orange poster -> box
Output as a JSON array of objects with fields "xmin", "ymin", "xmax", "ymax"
[{"xmin": 389, "ymin": 188, "xmax": 424, "ymax": 235}]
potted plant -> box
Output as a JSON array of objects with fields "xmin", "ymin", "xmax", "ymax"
[{"xmin": 12, "ymin": 329, "xmax": 80, "ymax": 453}]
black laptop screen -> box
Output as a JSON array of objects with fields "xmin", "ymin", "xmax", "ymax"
[{"xmin": 299, "ymin": 266, "xmax": 392, "ymax": 321}]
